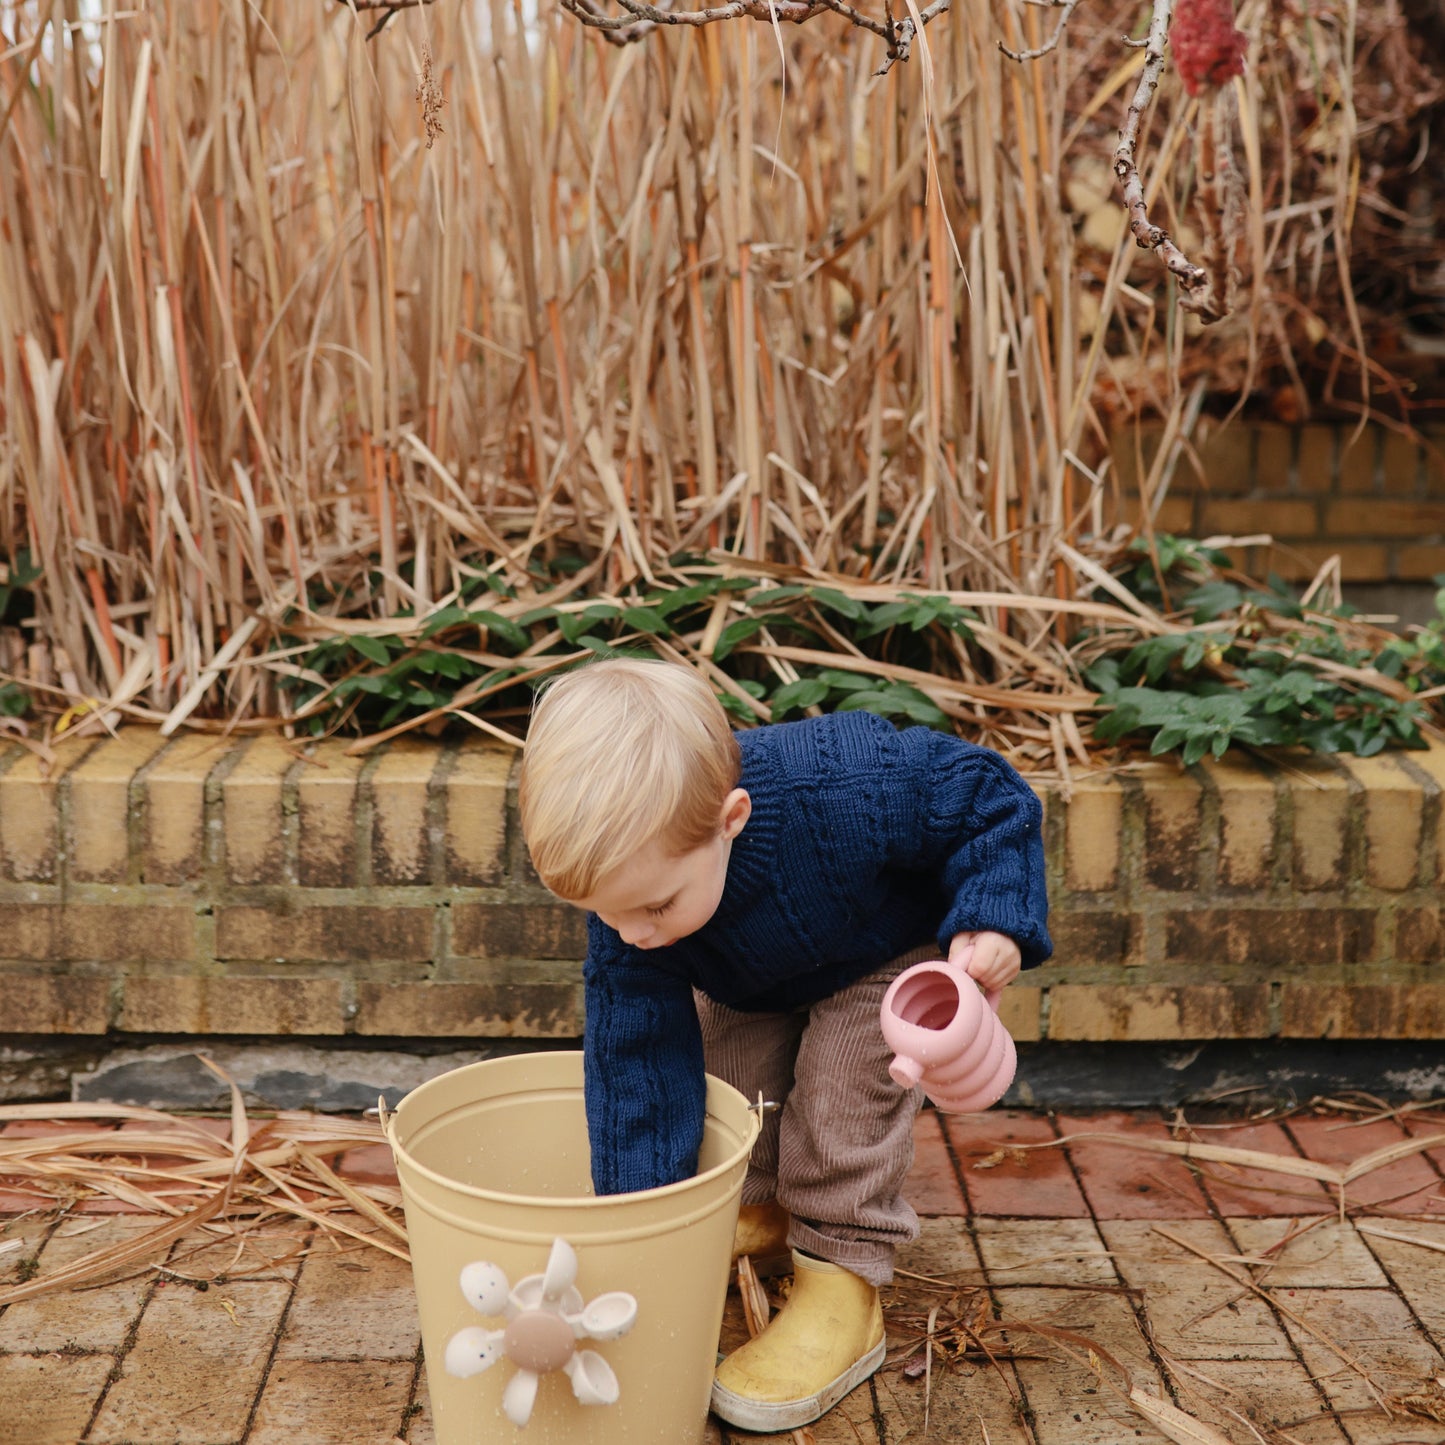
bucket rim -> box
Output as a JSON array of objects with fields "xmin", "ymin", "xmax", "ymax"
[{"xmin": 383, "ymin": 1052, "xmax": 760, "ymax": 1210}]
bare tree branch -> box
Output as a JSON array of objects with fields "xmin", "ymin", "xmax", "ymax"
[
  {"xmin": 998, "ymin": 0, "xmax": 1081, "ymax": 63},
  {"xmin": 334, "ymin": 0, "xmax": 438, "ymax": 42},
  {"xmin": 1110, "ymin": 0, "xmax": 1217, "ymax": 315},
  {"xmin": 556, "ymin": 0, "xmax": 945, "ymax": 68}
]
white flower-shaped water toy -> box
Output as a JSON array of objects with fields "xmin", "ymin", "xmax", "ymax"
[{"xmin": 443, "ymin": 1236, "xmax": 638, "ymax": 1428}]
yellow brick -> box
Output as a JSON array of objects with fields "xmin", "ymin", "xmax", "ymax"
[
  {"xmin": 1395, "ymin": 544, "xmax": 1445, "ymax": 581},
  {"xmin": 353, "ymin": 979, "xmax": 583, "ymax": 1037},
  {"xmin": 1295, "ymin": 424, "xmax": 1336, "ymax": 492},
  {"xmin": 0, "ymin": 1356, "xmax": 115, "ymax": 1445},
  {"xmin": 223, "ymin": 734, "xmax": 297, "ymax": 884},
  {"xmin": 1201, "ymin": 753, "xmax": 1277, "ymax": 890},
  {"xmin": 1325, "ymin": 498, "xmax": 1445, "ymax": 536},
  {"xmin": 66, "ymin": 729, "xmax": 172, "ymax": 882},
  {"xmin": 1380, "ymin": 429, "xmax": 1421, "ymax": 496},
  {"xmin": 1252, "ymin": 424, "xmax": 1294, "ymax": 489},
  {"xmin": 445, "ymin": 738, "xmax": 513, "ymax": 884},
  {"xmin": 370, "ymin": 738, "xmax": 439, "ymax": 884},
  {"xmin": 1277, "ymin": 752, "xmax": 1351, "ymax": 890},
  {"xmin": 1140, "ymin": 495, "xmax": 1197, "ymax": 536},
  {"xmin": 119, "ymin": 975, "xmax": 344, "ymax": 1035},
  {"xmin": 1131, "ymin": 760, "xmax": 1203, "ymax": 891},
  {"xmin": 1335, "ymin": 427, "xmax": 1379, "ymax": 494},
  {"xmin": 1280, "ymin": 980, "xmax": 1445, "ymax": 1039},
  {"xmin": 1265, "ymin": 542, "xmax": 1391, "ymax": 583},
  {"xmin": 1333, "ymin": 752, "xmax": 1424, "ymax": 890},
  {"xmin": 1192, "ymin": 419, "xmax": 1254, "ymax": 496},
  {"xmin": 1046, "ymin": 983, "xmax": 1271, "ymax": 1041},
  {"xmin": 1063, "ymin": 774, "xmax": 1122, "ymax": 892},
  {"xmin": 1107, "ymin": 423, "xmax": 1166, "ymax": 494},
  {"xmin": 0, "ymin": 735, "xmax": 97, "ymax": 881},
  {"xmin": 1407, "ymin": 740, "xmax": 1445, "ymax": 886},
  {"xmin": 89, "ymin": 1278, "xmax": 293, "ymax": 1443},
  {"xmin": 297, "ymin": 739, "xmax": 366, "ymax": 887},
  {"xmin": 0, "ymin": 972, "xmax": 111, "ymax": 1033},
  {"xmin": 143, "ymin": 733, "xmax": 231, "ymax": 882},
  {"xmin": 997, "ymin": 985, "xmax": 1042, "ymax": 1043},
  {"xmin": 1198, "ymin": 498, "xmax": 1319, "ymax": 538},
  {"xmin": 1424, "ymin": 427, "xmax": 1445, "ymax": 491}
]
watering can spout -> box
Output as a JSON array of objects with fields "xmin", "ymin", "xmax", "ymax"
[{"xmin": 888, "ymin": 1054, "xmax": 925, "ymax": 1090}]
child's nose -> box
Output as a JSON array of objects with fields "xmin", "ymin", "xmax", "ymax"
[{"xmin": 616, "ymin": 916, "xmax": 654, "ymax": 947}]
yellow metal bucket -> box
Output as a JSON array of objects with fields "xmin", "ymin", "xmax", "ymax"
[{"xmin": 385, "ymin": 1051, "xmax": 758, "ymax": 1443}]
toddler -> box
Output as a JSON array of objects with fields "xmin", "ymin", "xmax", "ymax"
[{"xmin": 518, "ymin": 657, "xmax": 1050, "ymax": 1433}]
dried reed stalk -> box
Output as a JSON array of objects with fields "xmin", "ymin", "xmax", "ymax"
[
  {"xmin": 0, "ymin": 1081, "xmax": 408, "ymax": 1307},
  {"xmin": 0, "ymin": 0, "xmax": 1413, "ymax": 755}
]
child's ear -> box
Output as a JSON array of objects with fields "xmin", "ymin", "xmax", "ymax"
[{"xmin": 720, "ymin": 787, "xmax": 752, "ymax": 840}]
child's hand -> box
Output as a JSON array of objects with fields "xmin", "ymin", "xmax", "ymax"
[{"xmin": 948, "ymin": 930, "xmax": 1021, "ymax": 994}]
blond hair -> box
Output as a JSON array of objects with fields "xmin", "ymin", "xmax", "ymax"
[{"xmin": 518, "ymin": 658, "xmax": 742, "ymax": 900}]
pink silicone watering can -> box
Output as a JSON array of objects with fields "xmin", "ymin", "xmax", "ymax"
[{"xmin": 879, "ymin": 958, "xmax": 1016, "ymax": 1112}]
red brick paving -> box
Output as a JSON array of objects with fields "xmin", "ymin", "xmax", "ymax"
[
  {"xmin": 1400, "ymin": 1111, "xmax": 1445, "ymax": 1180},
  {"xmin": 1055, "ymin": 1110, "xmax": 1213, "ymax": 1218},
  {"xmin": 1174, "ymin": 1117, "xmax": 1333, "ymax": 1217},
  {"xmin": 904, "ymin": 1109, "xmax": 965, "ymax": 1215},
  {"xmin": 1285, "ymin": 1112, "xmax": 1445, "ymax": 1213},
  {"xmin": 335, "ymin": 1143, "xmax": 401, "ymax": 1187},
  {"xmin": 939, "ymin": 1109, "xmax": 1090, "ymax": 1217}
]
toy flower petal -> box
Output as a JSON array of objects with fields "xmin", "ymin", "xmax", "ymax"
[
  {"xmin": 444, "ymin": 1325, "xmax": 504, "ymax": 1380},
  {"xmin": 540, "ymin": 1236, "xmax": 578, "ymax": 1304},
  {"xmin": 565, "ymin": 1349, "xmax": 620, "ymax": 1406},
  {"xmin": 458, "ymin": 1260, "xmax": 511, "ymax": 1317},
  {"xmin": 578, "ymin": 1291, "xmax": 637, "ymax": 1341},
  {"xmin": 502, "ymin": 1368, "xmax": 541, "ymax": 1427}
]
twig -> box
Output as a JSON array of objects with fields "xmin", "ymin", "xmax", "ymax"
[
  {"xmin": 556, "ymin": 0, "xmax": 948, "ymax": 68},
  {"xmin": 333, "ymin": 0, "xmax": 438, "ymax": 42},
  {"xmin": 1111, "ymin": 0, "xmax": 1216, "ymax": 311},
  {"xmin": 998, "ymin": 0, "xmax": 1080, "ymax": 62}
]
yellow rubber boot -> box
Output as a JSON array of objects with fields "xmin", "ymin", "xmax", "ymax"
[
  {"xmin": 731, "ymin": 1201, "xmax": 792, "ymax": 1276},
  {"xmin": 711, "ymin": 1249, "xmax": 886, "ymax": 1433}
]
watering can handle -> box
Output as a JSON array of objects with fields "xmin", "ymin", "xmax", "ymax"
[{"xmin": 950, "ymin": 937, "xmax": 1003, "ymax": 1015}]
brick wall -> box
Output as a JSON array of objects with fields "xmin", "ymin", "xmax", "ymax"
[
  {"xmin": 0, "ymin": 731, "xmax": 1441, "ymax": 1044},
  {"xmin": 1110, "ymin": 420, "xmax": 1445, "ymax": 584}
]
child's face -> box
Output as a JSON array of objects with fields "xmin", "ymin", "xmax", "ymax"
[{"xmin": 575, "ymin": 788, "xmax": 751, "ymax": 951}]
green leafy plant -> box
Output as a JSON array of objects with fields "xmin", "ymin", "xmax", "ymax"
[
  {"xmin": 271, "ymin": 562, "xmax": 976, "ymax": 738},
  {"xmin": 1091, "ymin": 544, "xmax": 1444, "ymax": 762}
]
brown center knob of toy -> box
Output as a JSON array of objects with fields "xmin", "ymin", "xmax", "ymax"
[{"xmin": 504, "ymin": 1311, "xmax": 575, "ymax": 1373}]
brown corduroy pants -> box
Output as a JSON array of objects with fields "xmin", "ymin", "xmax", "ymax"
[{"xmin": 694, "ymin": 945, "xmax": 935, "ymax": 1287}]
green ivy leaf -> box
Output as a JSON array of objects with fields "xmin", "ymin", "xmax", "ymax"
[
  {"xmin": 808, "ymin": 587, "xmax": 865, "ymax": 621},
  {"xmin": 350, "ymin": 634, "xmax": 394, "ymax": 666},
  {"xmin": 770, "ymin": 678, "xmax": 830, "ymax": 717},
  {"xmin": 834, "ymin": 689, "xmax": 899, "ymax": 716},
  {"xmin": 713, "ymin": 615, "xmax": 767, "ymax": 661},
  {"xmin": 815, "ymin": 669, "xmax": 875, "ymax": 693},
  {"xmin": 621, "ymin": 606, "xmax": 669, "ymax": 635}
]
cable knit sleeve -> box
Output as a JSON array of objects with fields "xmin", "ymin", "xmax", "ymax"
[
  {"xmin": 582, "ymin": 914, "xmax": 707, "ymax": 1195},
  {"xmin": 901, "ymin": 727, "xmax": 1052, "ymax": 968}
]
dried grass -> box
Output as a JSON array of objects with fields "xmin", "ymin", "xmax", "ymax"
[
  {"xmin": 0, "ymin": 0, "xmax": 1429, "ymax": 751},
  {"xmin": 0, "ymin": 1085, "xmax": 407, "ymax": 1309}
]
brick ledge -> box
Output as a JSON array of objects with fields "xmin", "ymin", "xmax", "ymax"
[{"xmin": 0, "ymin": 731, "xmax": 1440, "ymax": 1043}]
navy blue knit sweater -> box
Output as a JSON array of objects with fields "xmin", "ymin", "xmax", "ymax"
[{"xmin": 581, "ymin": 710, "xmax": 1051, "ymax": 1196}]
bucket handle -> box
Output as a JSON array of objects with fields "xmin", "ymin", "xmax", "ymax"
[{"xmin": 749, "ymin": 1095, "xmax": 781, "ymax": 1119}]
